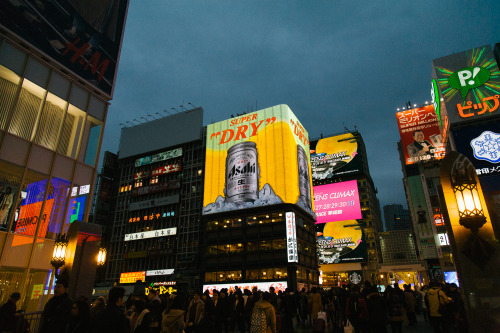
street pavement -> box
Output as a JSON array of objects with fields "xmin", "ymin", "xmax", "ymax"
[{"xmin": 292, "ymin": 315, "xmax": 435, "ymax": 332}]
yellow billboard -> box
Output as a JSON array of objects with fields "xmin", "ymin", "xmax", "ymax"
[{"xmin": 203, "ymin": 104, "xmax": 315, "ymax": 217}]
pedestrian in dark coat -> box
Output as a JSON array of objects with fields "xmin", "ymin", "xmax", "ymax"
[
  {"xmin": 130, "ymin": 298, "xmax": 153, "ymax": 333},
  {"xmin": 66, "ymin": 299, "xmax": 90, "ymax": 333},
  {"xmin": 0, "ymin": 292, "xmax": 21, "ymax": 333},
  {"xmin": 89, "ymin": 286, "xmax": 130, "ymax": 333},
  {"xmin": 366, "ymin": 286, "xmax": 387, "ymax": 333},
  {"xmin": 147, "ymin": 290, "xmax": 162, "ymax": 333},
  {"xmin": 40, "ymin": 279, "xmax": 73, "ymax": 333},
  {"xmin": 231, "ymin": 292, "xmax": 245, "ymax": 333}
]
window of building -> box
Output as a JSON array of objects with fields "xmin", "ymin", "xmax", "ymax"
[{"xmin": 150, "ymin": 176, "xmax": 158, "ymax": 185}]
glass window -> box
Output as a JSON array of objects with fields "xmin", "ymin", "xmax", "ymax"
[
  {"xmin": 24, "ymin": 58, "xmax": 50, "ymax": 89},
  {"xmin": 88, "ymin": 96, "xmax": 106, "ymax": 121},
  {"xmin": 272, "ymin": 239, "xmax": 286, "ymax": 250},
  {"xmin": 247, "ymin": 241, "xmax": 258, "ymax": 252},
  {"xmin": 260, "ymin": 240, "xmax": 271, "ymax": 251},
  {"xmin": 80, "ymin": 116, "xmax": 102, "ymax": 166},
  {"xmin": 57, "ymin": 105, "xmax": 85, "ymax": 159},
  {"xmin": 69, "ymin": 85, "xmax": 88, "ymax": 111},
  {"xmin": 8, "ymin": 79, "xmax": 45, "ymax": 140},
  {"xmin": 48, "ymin": 73, "xmax": 70, "ymax": 101},
  {"xmin": 33, "ymin": 93, "xmax": 67, "ymax": 150},
  {"xmin": 207, "ymin": 245, "xmax": 218, "ymax": 255},
  {"xmin": 0, "ymin": 162, "xmax": 23, "ymax": 232},
  {"xmin": 247, "ymin": 269, "xmax": 258, "ymax": 280},
  {"xmin": 0, "ymin": 65, "xmax": 22, "ymax": 131},
  {"xmin": 0, "ymin": 42, "xmax": 27, "ymax": 75}
]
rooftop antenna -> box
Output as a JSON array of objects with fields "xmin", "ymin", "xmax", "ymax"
[
  {"xmin": 171, "ymin": 107, "xmax": 179, "ymax": 113},
  {"xmin": 147, "ymin": 113, "xmax": 158, "ymax": 120},
  {"xmin": 119, "ymin": 123, "xmax": 127, "ymax": 127},
  {"xmin": 126, "ymin": 121, "xmax": 134, "ymax": 126},
  {"xmin": 180, "ymin": 101, "xmax": 187, "ymax": 111},
  {"xmin": 163, "ymin": 109, "xmax": 172, "ymax": 115},
  {"xmin": 155, "ymin": 112, "xmax": 165, "ymax": 119},
  {"xmin": 187, "ymin": 102, "xmax": 196, "ymax": 109},
  {"xmin": 141, "ymin": 116, "xmax": 148, "ymax": 122},
  {"xmin": 133, "ymin": 119, "xmax": 143, "ymax": 124}
]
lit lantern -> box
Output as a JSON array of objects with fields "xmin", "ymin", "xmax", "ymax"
[
  {"xmin": 51, "ymin": 234, "xmax": 68, "ymax": 269},
  {"xmin": 97, "ymin": 247, "xmax": 107, "ymax": 266}
]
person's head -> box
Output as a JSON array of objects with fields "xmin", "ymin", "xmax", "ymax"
[
  {"xmin": 5, "ymin": 187, "xmax": 11, "ymax": 194},
  {"xmin": 351, "ymin": 285, "xmax": 360, "ymax": 294},
  {"xmin": 170, "ymin": 295, "xmax": 185, "ymax": 310},
  {"xmin": 269, "ymin": 286, "xmax": 275, "ymax": 294},
  {"xmin": 404, "ymin": 284, "xmax": 412, "ymax": 291},
  {"xmin": 220, "ymin": 290, "xmax": 226, "ymax": 298},
  {"xmin": 54, "ymin": 279, "xmax": 69, "ymax": 296},
  {"xmin": 10, "ymin": 292, "xmax": 21, "ymax": 303},
  {"xmin": 193, "ymin": 291, "xmax": 200, "ymax": 301},
  {"xmin": 72, "ymin": 299, "xmax": 90, "ymax": 319},
  {"xmin": 213, "ymin": 291, "xmax": 219, "ymax": 301},
  {"xmin": 429, "ymin": 280, "xmax": 439, "ymax": 288},
  {"xmin": 262, "ymin": 292, "xmax": 271, "ymax": 302},
  {"xmin": 147, "ymin": 289, "xmax": 157, "ymax": 301},
  {"xmin": 108, "ymin": 286, "xmax": 126, "ymax": 307},
  {"xmin": 449, "ymin": 283, "xmax": 458, "ymax": 291},
  {"xmin": 133, "ymin": 298, "xmax": 147, "ymax": 313},
  {"xmin": 413, "ymin": 130, "xmax": 425, "ymax": 142},
  {"xmin": 311, "ymin": 287, "xmax": 317, "ymax": 293}
]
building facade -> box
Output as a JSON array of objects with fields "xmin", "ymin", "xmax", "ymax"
[
  {"xmin": 0, "ymin": 0, "xmax": 129, "ymax": 311},
  {"xmin": 383, "ymin": 204, "xmax": 412, "ymax": 231}
]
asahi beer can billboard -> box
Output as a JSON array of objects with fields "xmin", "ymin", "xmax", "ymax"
[{"xmin": 203, "ymin": 104, "xmax": 315, "ymax": 217}]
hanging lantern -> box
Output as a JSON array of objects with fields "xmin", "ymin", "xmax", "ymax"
[
  {"xmin": 97, "ymin": 247, "xmax": 107, "ymax": 266},
  {"xmin": 51, "ymin": 234, "xmax": 68, "ymax": 269}
]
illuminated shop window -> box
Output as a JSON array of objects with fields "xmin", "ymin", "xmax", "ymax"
[
  {"xmin": 150, "ymin": 176, "xmax": 158, "ymax": 185},
  {"xmin": 135, "ymin": 180, "xmax": 142, "ymax": 188}
]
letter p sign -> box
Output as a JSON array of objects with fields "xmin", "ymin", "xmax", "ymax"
[{"xmin": 448, "ymin": 66, "xmax": 490, "ymax": 100}]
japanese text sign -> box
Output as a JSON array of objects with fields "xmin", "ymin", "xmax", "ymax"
[{"xmin": 313, "ymin": 180, "xmax": 362, "ymax": 224}]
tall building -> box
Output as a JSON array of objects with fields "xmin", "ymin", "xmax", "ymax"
[
  {"xmin": 310, "ymin": 130, "xmax": 383, "ymax": 286},
  {"xmin": 395, "ymin": 105, "xmax": 454, "ymax": 281},
  {"xmin": 100, "ymin": 108, "xmax": 205, "ymax": 291},
  {"xmin": 201, "ymin": 105, "xmax": 318, "ymax": 292},
  {"xmin": 383, "ymin": 204, "xmax": 411, "ymax": 231},
  {"xmin": 0, "ymin": 1, "xmax": 129, "ymax": 310}
]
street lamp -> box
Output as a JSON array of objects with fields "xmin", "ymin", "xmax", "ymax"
[
  {"xmin": 97, "ymin": 247, "xmax": 107, "ymax": 266},
  {"xmin": 51, "ymin": 234, "xmax": 68, "ymax": 273}
]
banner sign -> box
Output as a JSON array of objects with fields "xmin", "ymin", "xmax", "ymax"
[
  {"xmin": 203, "ymin": 105, "xmax": 315, "ymax": 217},
  {"xmin": 313, "ymin": 180, "xmax": 362, "ymax": 224},
  {"xmin": 124, "ymin": 227, "xmax": 177, "ymax": 241},
  {"xmin": 0, "ymin": 0, "xmax": 130, "ymax": 97},
  {"xmin": 131, "ymin": 180, "xmax": 181, "ymax": 197},
  {"xmin": 202, "ymin": 281, "xmax": 287, "ymax": 296},
  {"xmin": 286, "ymin": 212, "xmax": 298, "ymax": 263},
  {"xmin": 146, "ymin": 269, "xmax": 174, "ymax": 276},
  {"xmin": 120, "ymin": 271, "xmax": 146, "ymax": 284},
  {"xmin": 129, "ymin": 195, "xmax": 179, "ymax": 211},
  {"xmin": 135, "ymin": 148, "xmax": 182, "ymax": 167},
  {"xmin": 396, "ymin": 105, "xmax": 445, "ymax": 165}
]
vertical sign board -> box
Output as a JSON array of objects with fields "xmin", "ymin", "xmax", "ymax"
[
  {"xmin": 286, "ymin": 212, "xmax": 298, "ymax": 263},
  {"xmin": 203, "ymin": 105, "xmax": 315, "ymax": 218},
  {"xmin": 405, "ymin": 176, "xmax": 438, "ymax": 259}
]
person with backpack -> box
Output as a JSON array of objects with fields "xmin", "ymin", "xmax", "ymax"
[
  {"xmin": 425, "ymin": 281, "xmax": 452, "ymax": 333},
  {"xmin": 250, "ymin": 292, "xmax": 276, "ymax": 333},
  {"xmin": 345, "ymin": 286, "xmax": 368, "ymax": 333},
  {"xmin": 386, "ymin": 286, "xmax": 404, "ymax": 333},
  {"xmin": 365, "ymin": 286, "xmax": 387, "ymax": 333}
]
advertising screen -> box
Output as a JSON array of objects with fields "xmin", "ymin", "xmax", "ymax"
[
  {"xmin": 310, "ymin": 133, "xmax": 364, "ymax": 180},
  {"xmin": 203, "ymin": 105, "xmax": 315, "ymax": 217},
  {"xmin": 432, "ymin": 45, "xmax": 500, "ymax": 127},
  {"xmin": 444, "ymin": 271, "xmax": 459, "ymax": 286},
  {"xmin": 202, "ymin": 281, "xmax": 287, "ymax": 296},
  {"xmin": 120, "ymin": 271, "xmax": 146, "ymax": 284},
  {"xmin": 313, "ymin": 181, "xmax": 361, "ymax": 224},
  {"xmin": 316, "ymin": 220, "xmax": 367, "ymax": 264},
  {"xmin": 0, "ymin": 0, "xmax": 129, "ymax": 97},
  {"xmin": 396, "ymin": 106, "xmax": 445, "ymax": 165}
]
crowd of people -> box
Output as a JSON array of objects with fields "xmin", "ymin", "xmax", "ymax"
[{"xmin": 0, "ymin": 279, "xmax": 468, "ymax": 333}]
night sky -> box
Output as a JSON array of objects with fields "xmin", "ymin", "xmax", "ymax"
[{"xmin": 101, "ymin": 1, "xmax": 500, "ymax": 209}]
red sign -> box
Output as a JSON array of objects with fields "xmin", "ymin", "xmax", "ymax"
[
  {"xmin": 120, "ymin": 271, "xmax": 146, "ymax": 284},
  {"xmin": 396, "ymin": 105, "xmax": 445, "ymax": 165},
  {"xmin": 15, "ymin": 199, "xmax": 54, "ymax": 237},
  {"xmin": 134, "ymin": 170, "xmax": 151, "ymax": 180},
  {"xmin": 152, "ymin": 163, "xmax": 182, "ymax": 176}
]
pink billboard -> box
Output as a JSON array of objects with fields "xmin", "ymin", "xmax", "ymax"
[{"xmin": 313, "ymin": 180, "xmax": 362, "ymax": 224}]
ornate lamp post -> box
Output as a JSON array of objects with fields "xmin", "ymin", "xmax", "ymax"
[{"xmin": 50, "ymin": 234, "xmax": 69, "ymax": 276}]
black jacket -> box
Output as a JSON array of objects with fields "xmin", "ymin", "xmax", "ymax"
[
  {"xmin": 88, "ymin": 303, "xmax": 130, "ymax": 333},
  {"xmin": 40, "ymin": 293, "xmax": 73, "ymax": 333}
]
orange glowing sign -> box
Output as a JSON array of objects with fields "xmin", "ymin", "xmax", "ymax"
[
  {"xmin": 15, "ymin": 199, "xmax": 54, "ymax": 237},
  {"xmin": 119, "ymin": 271, "xmax": 146, "ymax": 284}
]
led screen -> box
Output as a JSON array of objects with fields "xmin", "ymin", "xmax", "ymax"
[
  {"xmin": 396, "ymin": 105, "xmax": 445, "ymax": 165},
  {"xmin": 316, "ymin": 220, "xmax": 367, "ymax": 264},
  {"xmin": 313, "ymin": 180, "xmax": 362, "ymax": 224},
  {"xmin": 310, "ymin": 133, "xmax": 364, "ymax": 180},
  {"xmin": 432, "ymin": 45, "xmax": 500, "ymax": 127},
  {"xmin": 203, "ymin": 105, "xmax": 315, "ymax": 217},
  {"xmin": 202, "ymin": 281, "xmax": 287, "ymax": 296},
  {"xmin": 444, "ymin": 271, "xmax": 459, "ymax": 286},
  {"xmin": 120, "ymin": 271, "xmax": 146, "ymax": 284}
]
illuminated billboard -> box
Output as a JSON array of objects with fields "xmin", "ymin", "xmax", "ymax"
[
  {"xmin": 286, "ymin": 212, "xmax": 298, "ymax": 263},
  {"xmin": 0, "ymin": 0, "xmax": 130, "ymax": 97},
  {"xmin": 203, "ymin": 105, "xmax": 315, "ymax": 217},
  {"xmin": 432, "ymin": 45, "xmax": 500, "ymax": 127},
  {"xmin": 120, "ymin": 271, "xmax": 146, "ymax": 284},
  {"xmin": 313, "ymin": 181, "xmax": 362, "ymax": 224},
  {"xmin": 310, "ymin": 134, "xmax": 364, "ymax": 180},
  {"xmin": 316, "ymin": 220, "xmax": 367, "ymax": 264},
  {"xmin": 15, "ymin": 178, "xmax": 70, "ymax": 237},
  {"xmin": 396, "ymin": 106, "xmax": 445, "ymax": 165},
  {"xmin": 203, "ymin": 281, "xmax": 287, "ymax": 296}
]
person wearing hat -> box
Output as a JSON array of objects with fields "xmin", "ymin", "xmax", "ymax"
[{"xmin": 0, "ymin": 292, "xmax": 21, "ymax": 332}]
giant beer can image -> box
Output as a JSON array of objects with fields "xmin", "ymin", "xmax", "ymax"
[
  {"xmin": 225, "ymin": 142, "xmax": 259, "ymax": 203},
  {"xmin": 297, "ymin": 144, "xmax": 312, "ymax": 209}
]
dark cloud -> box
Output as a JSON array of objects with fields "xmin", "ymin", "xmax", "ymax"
[{"xmin": 103, "ymin": 0, "xmax": 500, "ymax": 208}]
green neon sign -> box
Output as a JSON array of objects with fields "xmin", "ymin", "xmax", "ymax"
[
  {"xmin": 448, "ymin": 66, "xmax": 490, "ymax": 100},
  {"xmin": 431, "ymin": 79, "xmax": 441, "ymax": 126}
]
